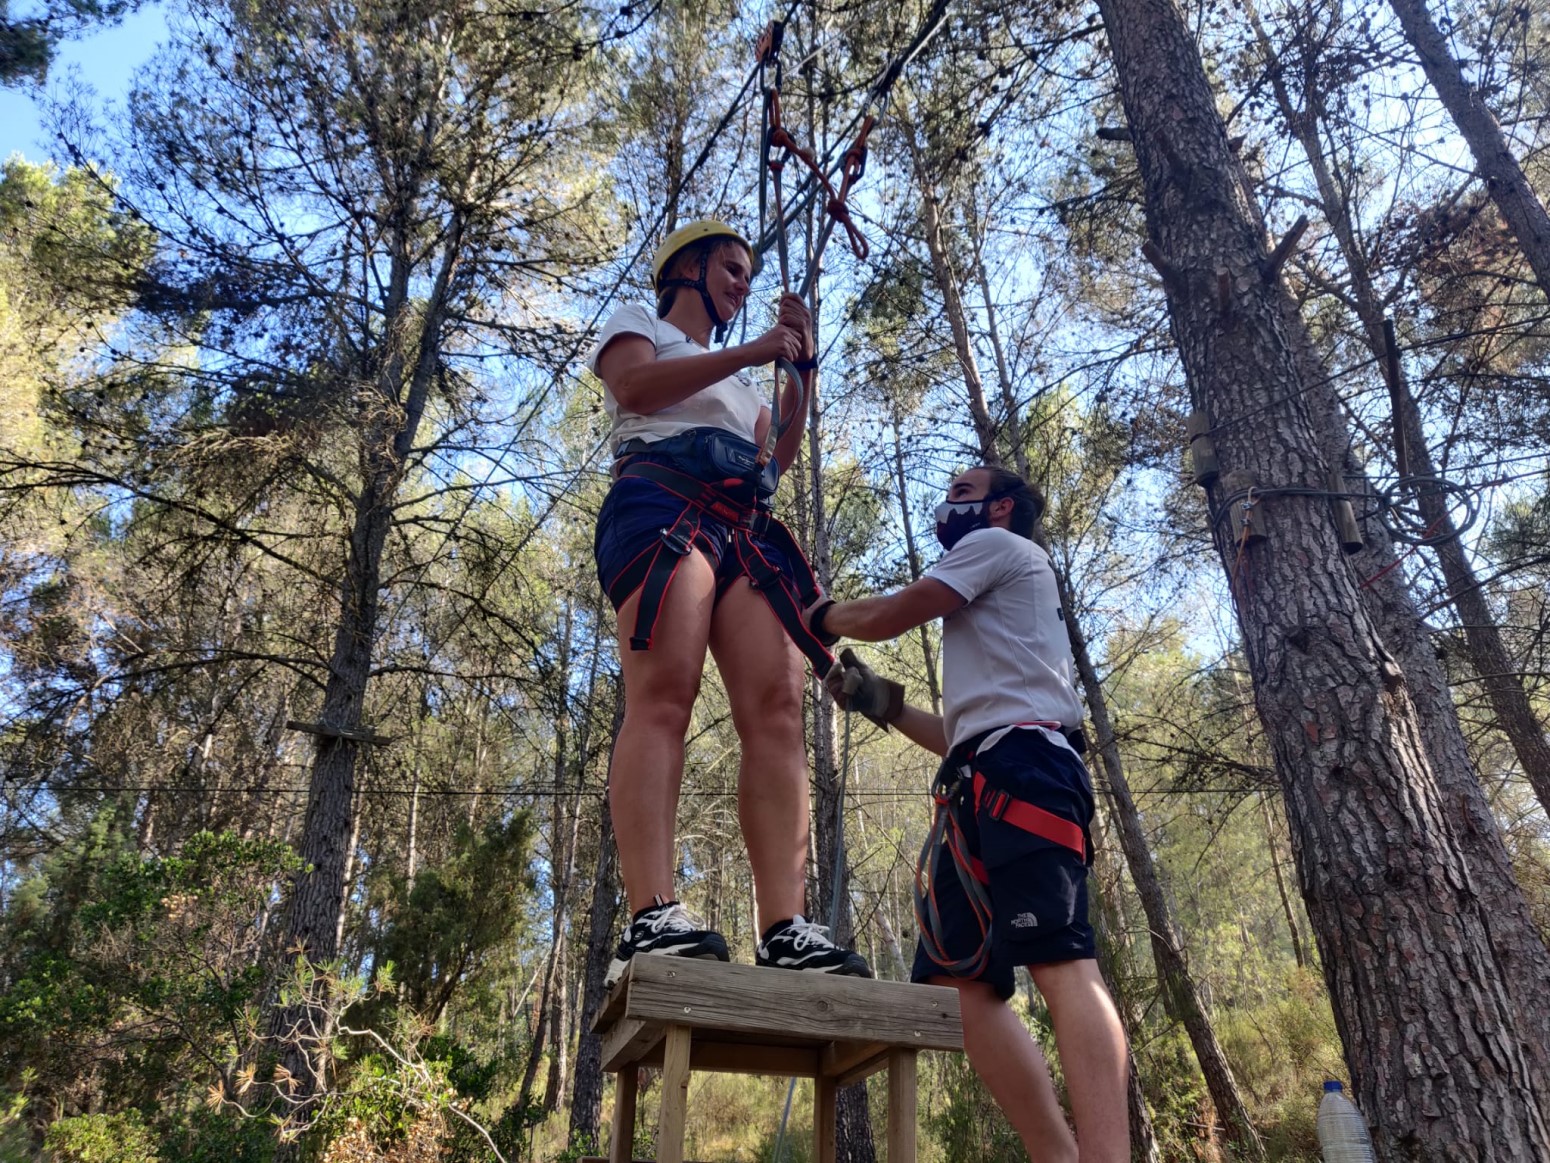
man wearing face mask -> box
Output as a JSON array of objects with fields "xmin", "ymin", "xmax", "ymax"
[{"xmin": 803, "ymin": 464, "xmax": 1129, "ymax": 1163}]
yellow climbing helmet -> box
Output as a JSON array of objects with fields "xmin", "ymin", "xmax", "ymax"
[
  {"xmin": 651, "ymin": 219, "xmax": 759, "ymax": 289},
  {"xmin": 651, "ymin": 218, "xmax": 761, "ymax": 341}
]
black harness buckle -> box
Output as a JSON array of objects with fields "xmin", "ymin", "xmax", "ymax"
[{"xmin": 660, "ymin": 524, "xmax": 693, "ymax": 556}]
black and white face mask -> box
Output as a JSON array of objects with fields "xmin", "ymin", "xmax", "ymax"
[{"xmin": 934, "ymin": 495, "xmax": 1002, "ymax": 550}]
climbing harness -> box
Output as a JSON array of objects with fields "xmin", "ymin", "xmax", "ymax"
[
  {"xmin": 606, "ymin": 455, "xmax": 836, "ymax": 678},
  {"xmin": 914, "ymin": 724, "xmax": 1090, "ymax": 976}
]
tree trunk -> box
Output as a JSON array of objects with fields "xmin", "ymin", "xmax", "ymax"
[
  {"xmin": 568, "ymin": 694, "xmax": 624, "ymax": 1156},
  {"xmin": 1247, "ymin": 0, "xmax": 1550, "ymax": 834},
  {"xmin": 271, "ymin": 214, "xmax": 465, "ymax": 1137},
  {"xmin": 888, "ymin": 412, "xmax": 942, "ymax": 712},
  {"xmin": 908, "ymin": 127, "xmax": 998, "ymax": 464},
  {"xmin": 1260, "ymin": 791, "xmax": 1307, "ymax": 969},
  {"xmin": 801, "ymin": 267, "xmax": 877, "ymax": 1163},
  {"xmin": 1045, "ymin": 529, "xmax": 1260, "ymax": 1157},
  {"xmin": 516, "ymin": 958, "xmax": 553, "ymax": 1115},
  {"xmin": 1097, "ymin": 0, "xmax": 1550, "ymax": 1152},
  {"xmin": 1249, "ymin": 19, "xmax": 1550, "ymax": 1069},
  {"xmin": 1383, "ymin": 0, "xmax": 1550, "ymax": 293}
]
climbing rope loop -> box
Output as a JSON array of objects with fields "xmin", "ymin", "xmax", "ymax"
[{"xmin": 913, "ymin": 761, "xmax": 995, "ymax": 978}]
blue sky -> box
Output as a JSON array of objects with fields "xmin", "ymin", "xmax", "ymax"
[{"xmin": 1, "ymin": 6, "xmax": 169, "ymax": 164}]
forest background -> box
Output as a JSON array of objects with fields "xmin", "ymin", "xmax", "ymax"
[{"xmin": 0, "ymin": 0, "xmax": 1547, "ymax": 1158}]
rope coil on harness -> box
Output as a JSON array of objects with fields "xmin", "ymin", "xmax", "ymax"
[{"xmin": 915, "ymin": 756, "xmax": 996, "ymax": 977}]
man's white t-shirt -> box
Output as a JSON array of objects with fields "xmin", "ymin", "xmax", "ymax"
[
  {"xmin": 924, "ymin": 526, "xmax": 1085, "ymax": 750},
  {"xmin": 585, "ymin": 304, "xmax": 762, "ymax": 454}
]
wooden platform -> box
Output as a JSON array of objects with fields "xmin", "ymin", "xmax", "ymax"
[{"xmin": 593, "ymin": 957, "xmax": 963, "ymax": 1163}]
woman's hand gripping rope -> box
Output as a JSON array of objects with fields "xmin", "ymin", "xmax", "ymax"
[{"xmin": 756, "ymin": 292, "xmax": 814, "ymax": 467}]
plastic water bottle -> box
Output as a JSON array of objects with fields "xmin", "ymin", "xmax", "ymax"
[{"xmin": 1317, "ymin": 1080, "xmax": 1376, "ymax": 1163}]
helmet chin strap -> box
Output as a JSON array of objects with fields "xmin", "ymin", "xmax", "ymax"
[{"xmin": 658, "ymin": 250, "xmax": 734, "ymax": 343}]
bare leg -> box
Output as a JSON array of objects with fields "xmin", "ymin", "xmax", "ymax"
[
  {"xmin": 610, "ymin": 548, "xmax": 717, "ymax": 913},
  {"xmin": 709, "ymin": 578, "xmax": 808, "ymax": 931},
  {"xmin": 1029, "ymin": 959, "xmax": 1130, "ymax": 1163},
  {"xmin": 927, "ymin": 975, "xmax": 1077, "ymax": 1163}
]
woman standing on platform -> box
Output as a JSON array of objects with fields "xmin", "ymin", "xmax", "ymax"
[{"xmin": 588, "ymin": 219, "xmax": 869, "ymax": 987}]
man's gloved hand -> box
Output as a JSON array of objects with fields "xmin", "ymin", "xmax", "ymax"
[{"xmin": 823, "ymin": 647, "xmax": 905, "ymax": 730}]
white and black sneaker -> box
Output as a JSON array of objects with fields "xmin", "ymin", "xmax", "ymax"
[
  {"xmin": 604, "ymin": 896, "xmax": 729, "ymax": 989},
  {"xmin": 755, "ymin": 914, "xmax": 872, "ymax": 977}
]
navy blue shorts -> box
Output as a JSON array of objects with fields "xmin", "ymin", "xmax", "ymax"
[
  {"xmin": 911, "ymin": 728, "xmax": 1097, "ymax": 1000},
  {"xmin": 594, "ymin": 465, "xmax": 798, "ymax": 610}
]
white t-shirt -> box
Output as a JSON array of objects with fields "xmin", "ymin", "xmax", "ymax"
[
  {"xmin": 924, "ymin": 526, "xmax": 1086, "ymax": 750},
  {"xmin": 585, "ymin": 303, "xmax": 763, "ymax": 454}
]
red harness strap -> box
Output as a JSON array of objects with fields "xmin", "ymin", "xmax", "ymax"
[{"xmin": 971, "ymin": 770, "xmax": 1087, "ymax": 862}]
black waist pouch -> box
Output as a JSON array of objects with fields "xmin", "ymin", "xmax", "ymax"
[{"xmin": 618, "ymin": 427, "xmax": 779, "ymax": 499}]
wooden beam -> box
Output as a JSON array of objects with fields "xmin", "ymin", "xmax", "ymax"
[
  {"xmin": 815, "ymin": 1075, "xmax": 838, "ymax": 1163},
  {"xmin": 608, "ymin": 1068, "xmax": 637, "ymax": 1163},
  {"xmin": 619, "ymin": 958, "xmax": 962, "ymax": 1051},
  {"xmin": 835, "ymin": 1051, "xmax": 891, "ymax": 1089},
  {"xmin": 285, "ymin": 719, "xmax": 396, "ymax": 747},
  {"xmin": 632, "ymin": 1040, "xmax": 822, "ymax": 1077},
  {"xmin": 602, "ymin": 1017, "xmax": 663, "ymax": 1073}
]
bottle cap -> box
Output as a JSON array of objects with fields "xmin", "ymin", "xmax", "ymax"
[{"xmin": 1323, "ymin": 1080, "xmax": 1344, "ymax": 1092}]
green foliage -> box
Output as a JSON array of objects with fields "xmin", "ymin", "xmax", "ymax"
[
  {"xmin": 923, "ymin": 1049, "xmax": 1024, "ymax": 1162},
  {"xmin": 0, "ymin": 0, "xmax": 147, "ymax": 83},
  {"xmin": 371, "ymin": 813, "xmax": 536, "ymax": 1024},
  {"xmin": 0, "ymin": 827, "xmax": 300, "ymax": 1151},
  {"xmin": 43, "ymin": 1111, "xmax": 160, "ymax": 1163}
]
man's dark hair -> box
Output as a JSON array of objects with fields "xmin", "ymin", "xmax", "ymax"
[{"xmin": 977, "ymin": 465, "xmax": 1045, "ymax": 539}]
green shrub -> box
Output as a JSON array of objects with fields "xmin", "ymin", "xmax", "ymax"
[{"xmin": 44, "ymin": 1111, "xmax": 159, "ymax": 1163}]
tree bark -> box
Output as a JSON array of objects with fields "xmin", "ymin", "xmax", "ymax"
[
  {"xmin": 568, "ymin": 693, "xmax": 624, "ymax": 1155},
  {"xmin": 271, "ymin": 202, "xmax": 466, "ymax": 1132},
  {"xmin": 1246, "ymin": 11, "xmax": 1550, "ymax": 1068},
  {"xmin": 889, "ymin": 412, "xmax": 942, "ymax": 712},
  {"xmin": 1097, "ymin": 0, "xmax": 1550, "ymax": 1153},
  {"xmin": 1247, "ymin": 0, "xmax": 1550, "ymax": 835},
  {"xmin": 1383, "ymin": 0, "xmax": 1550, "ymax": 294}
]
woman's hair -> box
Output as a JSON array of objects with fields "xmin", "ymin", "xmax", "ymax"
[{"xmin": 976, "ymin": 465, "xmax": 1045, "ymax": 539}]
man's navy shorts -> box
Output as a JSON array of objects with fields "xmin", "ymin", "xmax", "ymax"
[
  {"xmin": 912, "ymin": 727, "xmax": 1097, "ymax": 1000},
  {"xmin": 594, "ymin": 463, "xmax": 798, "ymax": 609}
]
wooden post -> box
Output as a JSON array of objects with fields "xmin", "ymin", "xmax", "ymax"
[
  {"xmin": 658, "ymin": 1025, "xmax": 692, "ymax": 1163},
  {"xmin": 608, "ymin": 1068, "xmax": 638, "ymax": 1163},
  {"xmin": 1327, "ymin": 468, "xmax": 1364, "ymax": 554},
  {"xmin": 1186, "ymin": 412, "xmax": 1219, "ymax": 485},
  {"xmin": 814, "ymin": 1076, "xmax": 838, "ymax": 1163},
  {"xmin": 887, "ymin": 1049, "xmax": 918, "ymax": 1162}
]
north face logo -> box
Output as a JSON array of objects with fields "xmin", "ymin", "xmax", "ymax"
[{"xmin": 1010, "ymin": 912, "xmax": 1039, "ymax": 928}]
